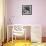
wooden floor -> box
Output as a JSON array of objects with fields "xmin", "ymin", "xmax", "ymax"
[
  {"xmin": 3, "ymin": 40, "xmax": 46, "ymax": 46},
  {"xmin": 3, "ymin": 40, "xmax": 31, "ymax": 46}
]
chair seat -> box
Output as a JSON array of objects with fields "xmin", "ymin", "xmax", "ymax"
[{"xmin": 13, "ymin": 31, "xmax": 25, "ymax": 36}]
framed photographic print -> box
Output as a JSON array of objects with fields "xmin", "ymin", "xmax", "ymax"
[{"xmin": 22, "ymin": 5, "xmax": 32, "ymax": 15}]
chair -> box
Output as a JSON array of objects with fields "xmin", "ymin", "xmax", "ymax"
[{"xmin": 12, "ymin": 25, "xmax": 25, "ymax": 43}]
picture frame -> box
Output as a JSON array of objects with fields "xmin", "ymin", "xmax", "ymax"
[{"xmin": 22, "ymin": 5, "xmax": 32, "ymax": 15}]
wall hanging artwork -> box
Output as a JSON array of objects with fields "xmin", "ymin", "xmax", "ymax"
[{"xmin": 22, "ymin": 5, "xmax": 32, "ymax": 15}]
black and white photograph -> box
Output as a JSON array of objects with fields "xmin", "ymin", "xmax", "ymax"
[{"xmin": 22, "ymin": 5, "xmax": 32, "ymax": 15}]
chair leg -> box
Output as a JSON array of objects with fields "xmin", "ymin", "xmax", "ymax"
[
  {"xmin": 1, "ymin": 42, "xmax": 3, "ymax": 46},
  {"xmin": 15, "ymin": 36, "xmax": 16, "ymax": 42}
]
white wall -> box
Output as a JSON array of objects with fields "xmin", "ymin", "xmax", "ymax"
[
  {"xmin": 7, "ymin": 0, "xmax": 46, "ymax": 37},
  {"xmin": 0, "ymin": 0, "xmax": 4, "ymax": 42}
]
